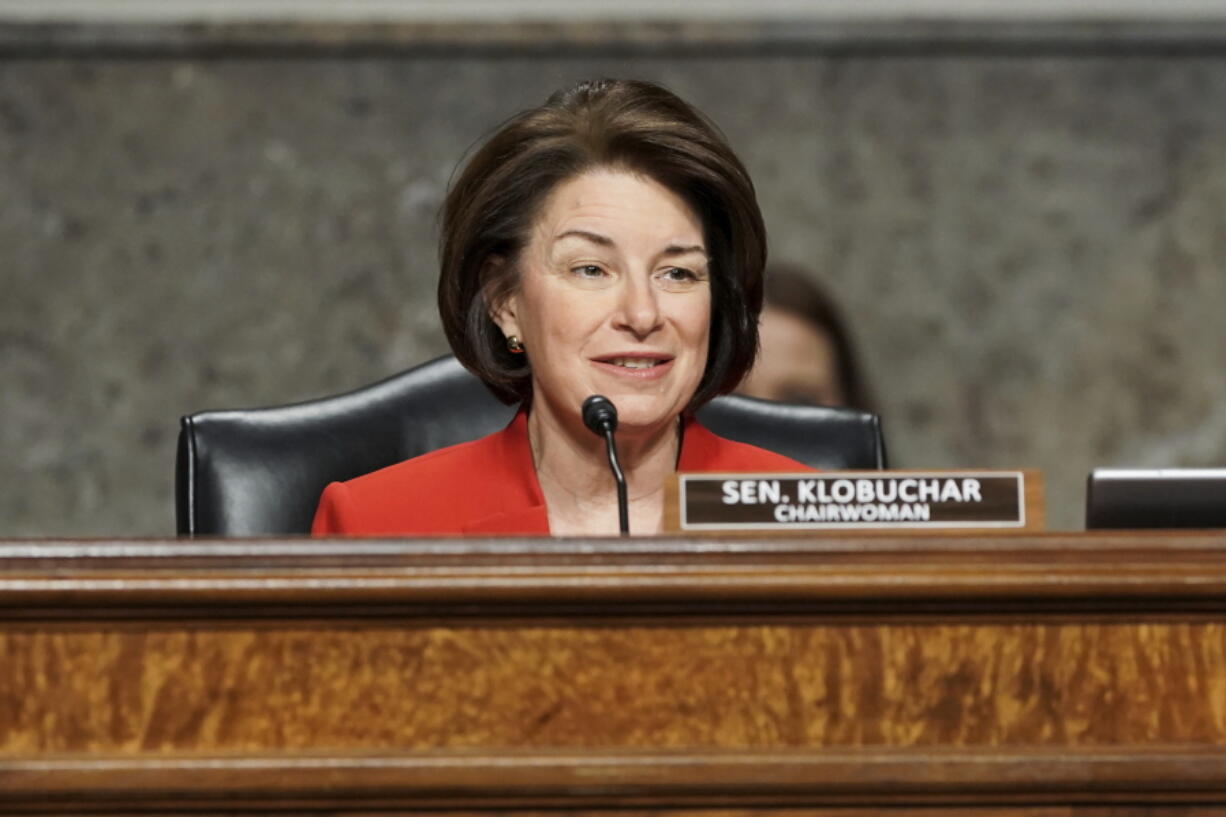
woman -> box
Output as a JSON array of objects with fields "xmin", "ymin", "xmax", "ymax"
[
  {"xmin": 738, "ymin": 263, "xmax": 876, "ymax": 412},
  {"xmin": 313, "ymin": 78, "xmax": 808, "ymax": 537}
]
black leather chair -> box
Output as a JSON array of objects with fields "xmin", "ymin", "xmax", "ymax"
[{"xmin": 177, "ymin": 355, "xmax": 887, "ymax": 536}]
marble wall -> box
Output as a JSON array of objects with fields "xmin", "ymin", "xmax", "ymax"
[{"xmin": 4, "ymin": 27, "xmax": 1226, "ymax": 534}]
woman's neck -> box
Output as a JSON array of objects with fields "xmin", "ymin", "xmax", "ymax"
[{"xmin": 527, "ymin": 397, "xmax": 680, "ymax": 537}]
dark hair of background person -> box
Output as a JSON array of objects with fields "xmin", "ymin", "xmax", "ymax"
[
  {"xmin": 761, "ymin": 263, "xmax": 877, "ymax": 414},
  {"xmin": 438, "ymin": 77, "xmax": 766, "ymax": 413}
]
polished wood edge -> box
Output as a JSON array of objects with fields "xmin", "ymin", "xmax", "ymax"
[
  {"xmin": 5, "ymin": 560, "xmax": 1226, "ymax": 618},
  {"xmin": 4, "ymin": 532, "xmax": 1226, "ymax": 618},
  {"xmin": 6, "ymin": 531, "xmax": 1226, "ymax": 560},
  {"xmin": 3, "ymin": 747, "xmax": 1226, "ymax": 808}
]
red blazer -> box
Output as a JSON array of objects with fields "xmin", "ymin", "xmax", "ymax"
[{"xmin": 312, "ymin": 410, "xmax": 811, "ymax": 536}]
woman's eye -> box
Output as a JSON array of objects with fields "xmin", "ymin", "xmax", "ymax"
[
  {"xmin": 658, "ymin": 267, "xmax": 702, "ymax": 287},
  {"xmin": 572, "ymin": 264, "xmax": 606, "ymax": 278}
]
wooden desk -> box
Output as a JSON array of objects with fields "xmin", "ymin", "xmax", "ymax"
[{"xmin": 2, "ymin": 533, "xmax": 1226, "ymax": 814}]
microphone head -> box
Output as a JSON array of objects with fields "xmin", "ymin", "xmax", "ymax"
[{"xmin": 582, "ymin": 394, "xmax": 618, "ymax": 435}]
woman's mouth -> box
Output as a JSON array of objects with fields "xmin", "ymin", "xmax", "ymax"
[
  {"xmin": 607, "ymin": 357, "xmax": 663, "ymax": 369},
  {"xmin": 592, "ymin": 355, "xmax": 675, "ymax": 380}
]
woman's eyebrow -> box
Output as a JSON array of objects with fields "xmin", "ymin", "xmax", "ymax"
[
  {"xmin": 553, "ymin": 230, "xmax": 707, "ymax": 259},
  {"xmin": 554, "ymin": 229, "xmax": 614, "ymax": 247},
  {"xmin": 660, "ymin": 243, "xmax": 708, "ymax": 258}
]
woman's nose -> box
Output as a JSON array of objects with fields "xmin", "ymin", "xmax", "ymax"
[{"xmin": 614, "ymin": 275, "xmax": 663, "ymax": 338}]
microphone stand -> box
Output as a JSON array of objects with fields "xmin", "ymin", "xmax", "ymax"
[
  {"xmin": 582, "ymin": 394, "xmax": 630, "ymax": 537},
  {"xmin": 601, "ymin": 427, "xmax": 630, "ymax": 536}
]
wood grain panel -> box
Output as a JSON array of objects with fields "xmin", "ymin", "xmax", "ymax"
[
  {"xmin": 5, "ymin": 535, "xmax": 1226, "ymax": 812},
  {"xmin": 2, "ymin": 620, "xmax": 1225, "ymax": 754}
]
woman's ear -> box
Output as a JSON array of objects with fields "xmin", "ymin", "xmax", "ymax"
[
  {"xmin": 483, "ymin": 255, "xmax": 520, "ymax": 339},
  {"xmin": 490, "ymin": 298, "xmax": 519, "ymax": 341}
]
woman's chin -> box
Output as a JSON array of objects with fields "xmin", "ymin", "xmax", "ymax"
[{"xmin": 605, "ymin": 396, "xmax": 686, "ymax": 437}]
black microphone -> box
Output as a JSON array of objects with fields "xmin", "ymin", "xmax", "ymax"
[{"xmin": 582, "ymin": 395, "xmax": 629, "ymax": 536}]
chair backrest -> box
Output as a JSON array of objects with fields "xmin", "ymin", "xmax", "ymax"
[{"xmin": 177, "ymin": 355, "xmax": 887, "ymax": 536}]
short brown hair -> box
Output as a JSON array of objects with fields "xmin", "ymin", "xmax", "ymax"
[{"xmin": 438, "ymin": 78, "xmax": 766, "ymax": 411}]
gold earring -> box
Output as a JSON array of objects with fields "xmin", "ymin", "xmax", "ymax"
[{"xmin": 506, "ymin": 335, "xmax": 525, "ymax": 354}]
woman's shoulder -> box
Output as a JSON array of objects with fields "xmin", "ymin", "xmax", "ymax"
[
  {"xmin": 311, "ymin": 416, "xmax": 538, "ymax": 535},
  {"xmin": 680, "ymin": 420, "xmax": 815, "ymax": 473}
]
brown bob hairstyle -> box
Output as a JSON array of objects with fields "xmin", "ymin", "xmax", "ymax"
[{"xmin": 438, "ymin": 78, "xmax": 766, "ymax": 412}]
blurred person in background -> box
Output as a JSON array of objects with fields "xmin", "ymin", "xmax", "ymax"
[{"xmin": 738, "ymin": 263, "xmax": 875, "ymax": 412}]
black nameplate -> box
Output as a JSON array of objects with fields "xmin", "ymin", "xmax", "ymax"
[{"xmin": 679, "ymin": 471, "xmax": 1027, "ymax": 531}]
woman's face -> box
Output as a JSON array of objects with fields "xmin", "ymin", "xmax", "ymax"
[{"xmin": 492, "ymin": 167, "xmax": 711, "ymax": 436}]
